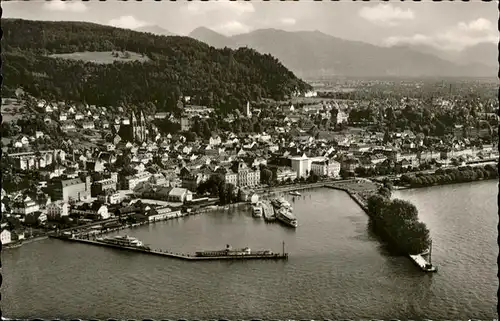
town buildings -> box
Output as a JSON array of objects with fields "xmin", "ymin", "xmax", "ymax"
[
  {"xmin": 50, "ymin": 176, "xmax": 91, "ymax": 203},
  {"xmin": 46, "ymin": 201, "xmax": 70, "ymax": 220},
  {"xmin": 311, "ymin": 159, "xmax": 341, "ymax": 178},
  {"xmin": 119, "ymin": 111, "xmax": 147, "ymax": 143},
  {"xmin": 1, "ymin": 229, "xmax": 12, "ymax": 245},
  {"xmin": 290, "ymin": 154, "xmax": 311, "ymax": 178}
]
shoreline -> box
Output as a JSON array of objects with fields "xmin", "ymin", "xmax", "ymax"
[
  {"xmin": 393, "ymin": 177, "xmax": 497, "ymax": 191},
  {"xmin": 4, "ymin": 178, "xmax": 492, "ymax": 250},
  {"xmin": 3, "ymin": 203, "xmax": 248, "ymax": 250}
]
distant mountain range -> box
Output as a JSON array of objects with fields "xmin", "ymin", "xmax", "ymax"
[
  {"xmin": 396, "ymin": 43, "xmax": 497, "ymax": 68},
  {"xmin": 134, "ymin": 25, "xmax": 176, "ymax": 37},
  {"xmin": 188, "ymin": 27, "xmax": 496, "ymax": 78}
]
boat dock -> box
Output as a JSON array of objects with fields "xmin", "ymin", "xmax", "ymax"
[
  {"xmin": 51, "ymin": 236, "xmax": 288, "ymax": 261},
  {"xmin": 261, "ymin": 200, "xmax": 276, "ymax": 221}
]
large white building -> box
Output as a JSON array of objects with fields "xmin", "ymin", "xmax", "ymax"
[
  {"xmin": 290, "ymin": 154, "xmax": 311, "ymax": 178},
  {"xmin": 310, "ymin": 159, "xmax": 341, "ymax": 178}
]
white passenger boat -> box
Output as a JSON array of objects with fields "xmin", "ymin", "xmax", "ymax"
[
  {"xmin": 97, "ymin": 235, "xmax": 145, "ymax": 248},
  {"xmin": 276, "ymin": 209, "xmax": 298, "ymax": 228}
]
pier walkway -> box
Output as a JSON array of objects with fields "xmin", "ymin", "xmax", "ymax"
[{"xmin": 51, "ymin": 236, "xmax": 288, "ymax": 261}]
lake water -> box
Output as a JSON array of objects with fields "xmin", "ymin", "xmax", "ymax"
[{"xmin": 3, "ymin": 181, "xmax": 498, "ymax": 319}]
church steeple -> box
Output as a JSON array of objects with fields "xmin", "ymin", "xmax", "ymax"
[
  {"xmin": 139, "ymin": 111, "xmax": 145, "ymax": 125},
  {"xmin": 131, "ymin": 112, "xmax": 137, "ymax": 125}
]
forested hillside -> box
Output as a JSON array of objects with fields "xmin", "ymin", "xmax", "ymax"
[{"xmin": 2, "ymin": 19, "xmax": 311, "ymax": 112}]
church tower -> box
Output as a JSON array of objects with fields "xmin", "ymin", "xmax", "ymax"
[
  {"xmin": 139, "ymin": 111, "xmax": 146, "ymax": 143},
  {"xmin": 245, "ymin": 101, "xmax": 252, "ymax": 118},
  {"xmin": 130, "ymin": 112, "xmax": 138, "ymax": 141}
]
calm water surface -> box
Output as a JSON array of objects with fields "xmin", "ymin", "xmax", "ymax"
[{"xmin": 3, "ymin": 182, "xmax": 498, "ymax": 319}]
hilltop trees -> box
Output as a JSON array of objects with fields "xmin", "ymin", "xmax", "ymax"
[{"xmin": 3, "ymin": 19, "xmax": 311, "ymax": 112}]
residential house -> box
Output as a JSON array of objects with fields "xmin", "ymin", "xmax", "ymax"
[
  {"xmin": 59, "ymin": 113, "xmax": 68, "ymax": 121},
  {"xmin": 11, "ymin": 195, "xmax": 40, "ymax": 216},
  {"xmin": 61, "ymin": 121, "xmax": 76, "ymax": 131},
  {"xmin": 336, "ymin": 110, "xmax": 349, "ymax": 124},
  {"xmin": 310, "ymin": 159, "xmax": 341, "ymax": 178},
  {"xmin": 97, "ymin": 192, "xmax": 122, "ymax": 205},
  {"xmin": 86, "ymin": 160, "xmax": 106, "ymax": 172},
  {"xmin": 230, "ymin": 161, "xmax": 261, "ymax": 187},
  {"xmin": 91, "ymin": 178, "xmax": 117, "ymax": 197},
  {"xmin": 155, "ymin": 112, "xmax": 168, "ymax": 120},
  {"xmin": 46, "ymin": 202, "xmax": 70, "ymax": 220},
  {"xmin": 11, "ymin": 230, "xmax": 25, "ymax": 242},
  {"xmin": 72, "ymin": 202, "xmax": 110, "ymax": 220},
  {"xmin": 209, "ymin": 135, "xmax": 222, "ymax": 146},
  {"xmin": 216, "ymin": 166, "xmax": 238, "ymax": 186},
  {"xmin": 145, "ymin": 206, "xmax": 182, "ymax": 222},
  {"xmin": 271, "ymin": 166, "xmax": 297, "ymax": 182},
  {"xmin": 168, "ymin": 188, "xmax": 193, "ymax": 203},
  {"xmin": 82, "ymin": 121, "xmax": 95, "ymax": 129},
  {"xmin": 1, "ymin": 229, "xmax": 11, "ymax": 245},
  {"xmin": 181, "ymin": 168, "xmax": 211, "ymax": 192},
  {"xmin": 121, "ymin": 171, "xmax": 152, "ymax": 190},
  {"xmin": 340, "ymin": 158, "xmax": 359, "ymax": 173}
]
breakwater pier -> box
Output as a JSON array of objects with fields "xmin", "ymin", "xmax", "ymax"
[
  {"xmin": 321, "ymin": 181, "xmax": 436, "ymax": 273},
  {"xmin": 50, "ymin": 236, "xmax": 288, "ymax": 261}
]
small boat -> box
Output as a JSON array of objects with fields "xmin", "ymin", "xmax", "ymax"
[{"xmin": 289, "ymin": 191, "xmax": 301, "ymax": 196}]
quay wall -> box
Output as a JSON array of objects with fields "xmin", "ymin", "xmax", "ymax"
[{"xmin": 321, "ymin": 184, "xmax": 369, "ymax": 213}]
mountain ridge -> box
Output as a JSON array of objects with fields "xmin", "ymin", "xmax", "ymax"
[
  {"xmin": 134, "ymin": 25, "xmax": 176, "ymax": 37},
  {"xmin": 188, "ymin": 27, "xmax": 495, "ymax": 78}
]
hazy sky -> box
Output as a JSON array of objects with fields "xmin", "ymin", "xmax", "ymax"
[{"xmin": 3, "ymin": 0, "xmax": 498, "ymax": 51}]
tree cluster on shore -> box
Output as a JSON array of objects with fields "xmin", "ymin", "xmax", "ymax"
[
  {"xmin": 2, "ymin": 19, "xmax": 311, "ymax": 112},
  {"xmin": 196, "ymin": 174, "xmax": 241, "ymax": 205},
  {"xmin": 399, "ymin": 164, "xmax": 498, "ymax": 188},
  {"xmin": 367, "ymin": 182, "xmax": 431, "ymax": 255}
]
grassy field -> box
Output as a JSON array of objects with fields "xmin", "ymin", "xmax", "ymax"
[
  {"xmin": 2, "ymin": 98, "xmax": 25, "ymax": 123},
  {"xmin": 49, "ymin": 51, "xmax": 150, "ymax": 64}
]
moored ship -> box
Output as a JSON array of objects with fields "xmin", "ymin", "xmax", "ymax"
[
  {"xmin": 97, "ymin": 235, "xmax": 147, "ymax": 249},
  {"xmin": 195, "ymin": 244, "xmax": 273, "ymax": 257},
  {"xmin": 271, "ymin": 197, "xmax": 297, "ymax": 228},
  {"xmin": 289, "ymin": 191, "xmax": 301, "ymax": 196},
  {"xmin": 276, "ymin": 208, "xmax": 298, "ymax": 228}
]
